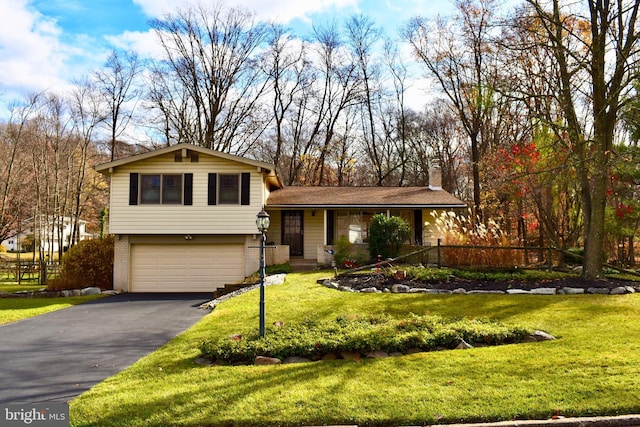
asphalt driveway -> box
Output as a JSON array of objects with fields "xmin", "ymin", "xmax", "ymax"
[{"xmin": 0, "ymin": 293, "xmax": 213, "ymax": 404}]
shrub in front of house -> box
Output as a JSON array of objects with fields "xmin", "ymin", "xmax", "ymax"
[
  {"xmin": 368, "ymin": 214, "xmax": 411, "ymax": 261},
  {"xmin": 200, "ymin": 313, "xmax": 531, "ymax": 364},
  {"xmin": 48, "ymin": 236, "xmax": 114, "ymax": 290}
]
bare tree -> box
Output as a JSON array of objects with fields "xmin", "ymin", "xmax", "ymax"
[
  {"xmin": 149, "ymin": 1, "xmax": 270, "ymax": 153},
  {"xmin": 405, "ymin": 0, "xmax": 501, "ymax": 216},
  {"xmin": 259, "ymin": 24, "xmax": 311, "ymax": 174},
  {"xmin": 93, "ymin": 50, "xmax": 141, "ymax": 160},
  {"xmin": 0, "ymin": 93, "xmax": 42, "ymax": 243},
  {"xmin": 68, "ymin": 78, "xmax": 105, "ymax": 245}
]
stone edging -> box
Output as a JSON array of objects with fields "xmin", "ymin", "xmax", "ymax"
[
  {"xmin": 321, "ymin": 279, "xmax": 638, "ymax": 295},
  {"xmin": 0, "ymin": 287, "xmax": 120, "ymax": 298}
]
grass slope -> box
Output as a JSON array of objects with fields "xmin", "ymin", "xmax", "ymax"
[{"xmin": 70, "ymin": 272, "xmax": 640, "ymax": 427}]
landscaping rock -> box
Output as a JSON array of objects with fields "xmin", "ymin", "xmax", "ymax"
[
  {"xmin": 529, "ymin": 287, "xmax": 556, "ymax": 295},
  {"xmin": 452, "ymin": 288, "xmax": 467, "ymax": 294},
  {"xmin": 506, "ymin": 289, "xmax": 529, "ymax": 294},
  {"xmin": 530, "ymin": 330, "xmax": 556, "ymax": 341},
  {"xmin": 587, "ymin": 287, "xmax": 610, "ymax": 294},
  {"xmin": 81, "ymin": 287, "xmax": 101, "ymax": 295},
  {"xmin": 467, "ymin": 290, "xmax": 505, "ymax": 294},
  {"xmin": 283, "ymin": 356, "xmax": 311, "ymax": 364},
  {"xmin": 323, "ymin": 280, "xmax": 339, "ymax": 290},
  {"xmin": 265, "ymin": 273, "xmax": 287, "ymax": 286},
  {"xmin": 339, "ymin": 286, "xmax": 356, "ymax": 292},
  {"xmin": 340, "ymin": 351, "xmax": 361, "ymax": 361},
  {"xmin": 560, "ymin": 287, "xmax": 585, "ymax": 294},
  {"xmin": 455, "ymin": 340, "xmax": 474, "ymax": 350},
  {"xmin": 255, "ymin": 356, "xmax": 282, "ymax": 365},
  {"xmin": 360, "ymin": 287, "xmax": 379, "ymax": 293},
  {"xmin": 101, "ymin": 290, "xmax": 120, "ymax": 295},
  {"xmin": 391, "ymin": 284, "xmax": 410, "ymax": 293},
  {"xmin": 409, "ymin": 288, "xmax": 430, "ymax": 293},
  {"xmin": 365, "ymin": 350, "xmax": 389, "ymax": 359},
  {"xmin": 610, "ymin": 286, "xmax": 632, "ymax": 295},
  {"xmin": 389, "ymin": 352, "xmax": 404, "ymax": 357},
  {"xmin": 194, "ymin": 357, "xmax": 213, "ymax": 366}
]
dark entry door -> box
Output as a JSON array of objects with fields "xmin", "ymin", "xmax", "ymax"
[{"xmin": 282, "ymin": 210, "xmax": 304, "ymax": 256}]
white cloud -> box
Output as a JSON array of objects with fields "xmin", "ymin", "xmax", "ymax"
[
  {"xmin": 133, "ymin": 0, "xmax": 358, "ymax": 24},
  {"xmin": 105, "ymin": 30, "xmax": 166, "ymax": 60},
  {"xmin": 0, "ymin": 0, "xmax": 72, "ymax": 97}
]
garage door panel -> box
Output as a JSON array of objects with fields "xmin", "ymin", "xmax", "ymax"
[{"xmin": 131, "ymin": 244, "xmax": 244, "ymax": 292}]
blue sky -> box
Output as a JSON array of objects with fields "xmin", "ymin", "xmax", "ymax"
[{"xmin": 0, "ymin": 0, "xmax": 449, "ymax": 116}]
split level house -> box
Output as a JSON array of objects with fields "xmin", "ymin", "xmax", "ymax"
[{"xmin": 95, "ymin": 143, "xmax": 467, "ymax": 293}]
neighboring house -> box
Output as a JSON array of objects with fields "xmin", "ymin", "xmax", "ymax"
[
  {"xmin": 96, "ymin": 143, "xmax": 467, "ymax": 293},
  {"xmin": 2, "ymin": 215, "xmax": 92, "ymax": 254}
]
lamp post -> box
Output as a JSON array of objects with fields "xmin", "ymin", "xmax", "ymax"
[{"xmin": 256, "ymin": 210, "xmax": 270, "ymax": 338}]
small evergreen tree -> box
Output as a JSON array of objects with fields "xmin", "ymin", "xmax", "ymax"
[{"xmin": 368, "ymin": 214, "xmax": 411, "ymax": 260}]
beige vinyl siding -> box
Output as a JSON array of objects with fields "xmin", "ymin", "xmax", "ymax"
[
  {"xmin": 303, "ymin": 210, "xmax": 324, "ymax": 261},
  {"xmin": 265, "ymin": 210, "xmax": 282, "ymax": 245},
  {"xmin": 108, "ymin": 153, "xmax": 266, "ymax": 235}
]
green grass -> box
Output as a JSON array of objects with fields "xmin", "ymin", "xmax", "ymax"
[
  {"xmin": 0, "ymin": 278, "xmax": 45, "ymax": 293},
  {"xmin": 70, "ymin": 272, "xmax": 640, "ymax": 427},
  {"xmin": 0, "ymin": 295, "xmax": 104, "ymax": 325}
]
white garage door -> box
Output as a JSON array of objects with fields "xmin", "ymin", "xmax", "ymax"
[{"xmin": 131, "ymin": 244, "xmax": 245, "ymax": 292}]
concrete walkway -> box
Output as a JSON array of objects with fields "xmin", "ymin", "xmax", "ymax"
[{"xmin": 0, "ymin": 293, "xmax": 212, "ymax": 404}]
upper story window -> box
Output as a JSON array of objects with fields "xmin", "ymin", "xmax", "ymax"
[
  {"xmin": 140, "ymin": 174, "xmax": 182, "ymax": 204},
  {"xmin": 208, "ymin": 172, "xmax": 251, "ymax": 206},
  {"xmin": 218, "ymin": 174, "xmax": 239, "ymax": 204},
  {"xmin": 129, "ymin": 173, "xmax": 193, "ymax": 206}
]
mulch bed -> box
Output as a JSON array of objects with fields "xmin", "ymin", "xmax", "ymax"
[{"xmin": 335, "ymin": 273, "xmax": 640, "ymax": 293}]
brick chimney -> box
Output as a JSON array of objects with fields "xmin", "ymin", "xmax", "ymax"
[{"xmin": 428, "ymin": 166, "xmax": 442, "ymax": 191}]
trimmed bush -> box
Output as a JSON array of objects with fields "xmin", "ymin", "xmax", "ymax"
[
  {"xmin": 48, "ymin": 236, "xmax": 114, "ymax": 290},
  {"xmin": 368, "ymin": 214, "xmax": 411, "ymax": 260},
  {"xmin": 200, "ymin": 313, "xmax": 531, "ymax": 364}
]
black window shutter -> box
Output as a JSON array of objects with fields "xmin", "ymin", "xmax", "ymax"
[
  {"xmin": 326, "ymin": 209, "xmax": 335, "ymax": 245},
  {"xmin": 208, "ymin": 173, "xmax": 217, "ymax": 205},
  {"xmin": 183, "ymin": 173, "xmax": 193, "ymax": 205},
  {"xmin": 241, "ymin": 173, "xmax": 250, "ymax": 205},
  {"xmin": 129, "ymin": 173, "xmax": 139, "ymax": 205}
]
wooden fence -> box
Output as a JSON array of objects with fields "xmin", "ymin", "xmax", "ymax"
[
  {"xmin": 401, "ymin": 241, "xmax": 562, "ymax": 269},
  {"xmin": 0, "ymin": 261, "xmax": 61, "ymax": 284}
]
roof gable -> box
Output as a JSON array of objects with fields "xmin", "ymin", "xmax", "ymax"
[
  {"xmin": 95, "ymin": 143, "xmax": 283, "ymax": 189},
  {"xmin": 95, "ymin": 143, "xmax": 277, "ymax": 175}
]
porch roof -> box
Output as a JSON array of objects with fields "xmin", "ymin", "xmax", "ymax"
[{"xmin": 266, "ymin": 186, "xmax": 467, "ymax": 209}]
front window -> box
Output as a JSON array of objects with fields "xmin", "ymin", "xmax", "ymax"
[
  {"xmin": 218, "ymin": 174, "xmax": 239, "ymax": 204},
  {"xmin": 162, "ymin": 175, "xmax": 182, "ymax": 204},
  {"xmin": 140, "ymin": 174, "xmax": 182, "ymax": 204},
  {"xmin": 336, "ymin": 211, "xmax": 377, "ymax": 244}
]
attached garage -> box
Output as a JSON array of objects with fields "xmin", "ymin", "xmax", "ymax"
[{"xmin": 130, "ymin": 243, "xmax": 245, "ymax": 292}]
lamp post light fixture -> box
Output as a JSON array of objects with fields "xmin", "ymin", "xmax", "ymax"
[{"xmin": 256, "ymin": 210, "xmax": 270, "ymax": 338}]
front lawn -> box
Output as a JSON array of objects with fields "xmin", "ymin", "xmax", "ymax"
[
  {"xmin": 70, "ymin": 272, "xmax": 640, "ymax": 427},
  {"xmin": 0, "ymin": 296, "xmax": 104, "ymax": 325}
]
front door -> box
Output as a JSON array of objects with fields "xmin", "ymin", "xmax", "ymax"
[{"xmin": 282, "ymin": 210, "xmax": 304, "ymax": 256}]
